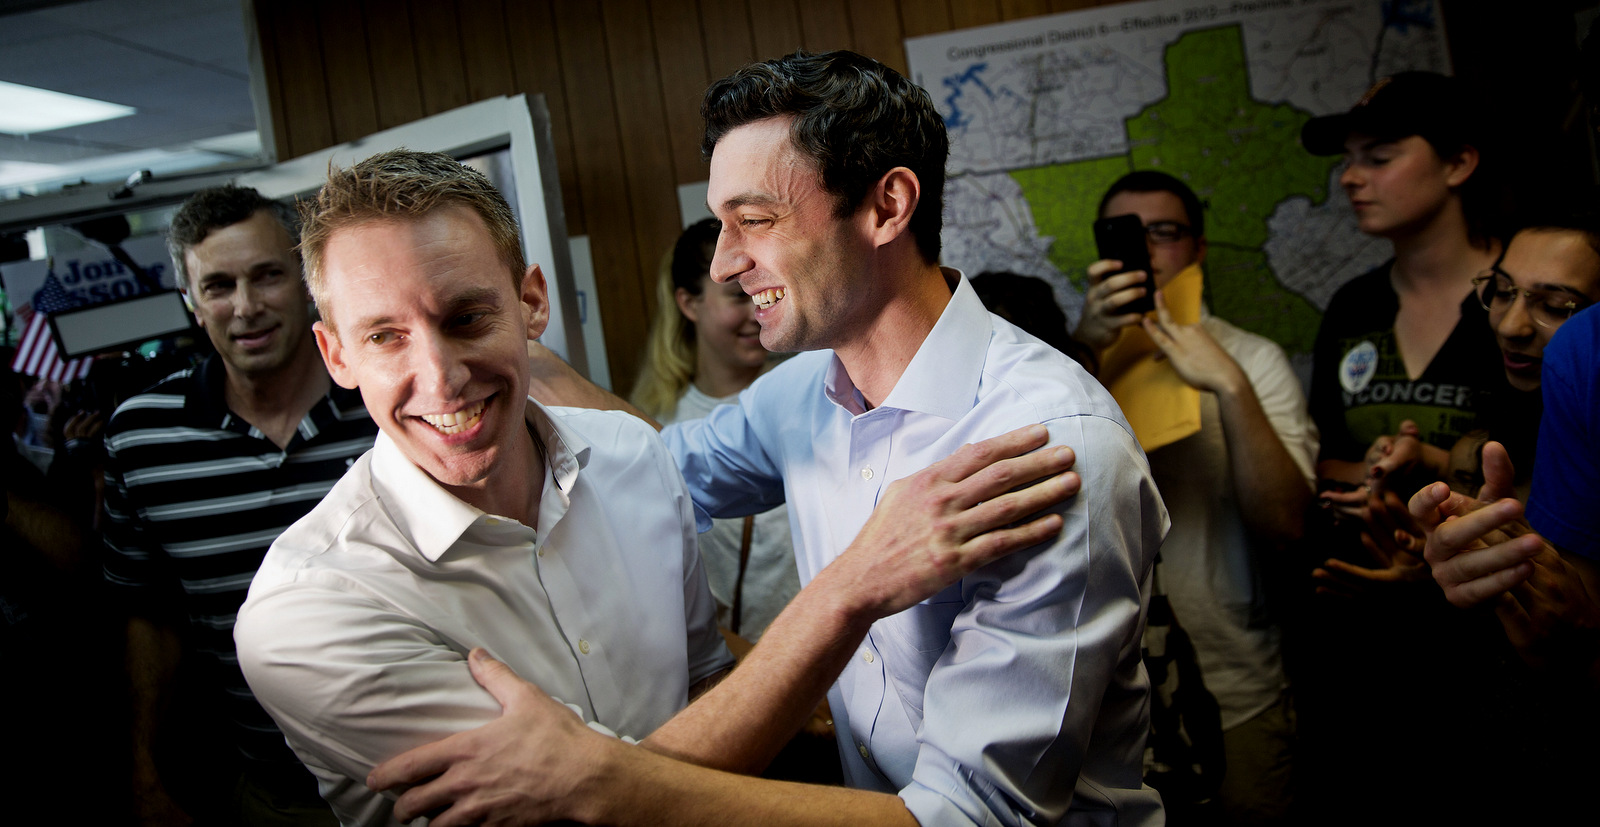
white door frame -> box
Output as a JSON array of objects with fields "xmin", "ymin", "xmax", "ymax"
[{"xmin": 239, "ymin": 95, "xmax": 586, "ymax": 374}]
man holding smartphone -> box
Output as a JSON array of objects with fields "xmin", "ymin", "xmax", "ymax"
[
  {"xmin": 1073, "ymin": 171, "xmax": 1318, "ymax": 825},
  {"xmin": 1076, "ymin": 172, "xmax": 1208, "ymax": 350}
]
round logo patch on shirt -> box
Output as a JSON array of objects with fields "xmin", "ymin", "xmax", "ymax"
[{"xmin": 1339, "ymin": 340, "xmax": 1378, "ymax": 395}]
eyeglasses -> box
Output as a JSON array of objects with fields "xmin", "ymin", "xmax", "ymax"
[
  {"xmin": 1144, "ymin": 221, "xmax": 1194, "ymax": 244},
  {"xmin": 1472, "ymin": 268, "xmax": 1593, "ymax": 328}
]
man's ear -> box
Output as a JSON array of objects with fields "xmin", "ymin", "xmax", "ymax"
[
  {"xmin": 1195, "ymin": 236, "xmax": 1209, "ymax": 267},
  {"xmin": 178, "ymin": 264, "xmax": 202, "ymax": 324},
  {"xmin": 866, "ymin": 167, "xmax": 920, "ymax": 249},
  {"xmin": 314, "ymin": 321, "xmax": 357, "ymax": 389},
  {"xmin": 521, "ymin": 264, "xmax": 551, "ymax": 341},
  {"xmin": 179, "ymin": 253, "xmax": 201, "ymax": 320}
]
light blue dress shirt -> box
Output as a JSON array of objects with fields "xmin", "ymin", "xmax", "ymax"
[{"xmin": 663, "ymin": 273, "xmax": 1168, "ymax": 826}]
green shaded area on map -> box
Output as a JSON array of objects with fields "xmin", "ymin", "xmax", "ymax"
[
  {"xmin": 1013, "ymin": 157, "xmax": 1130, "ymax": 291},
  {"xmin": 1010, "ymin": 25, "xmax": 1341, "ymax": 353}
]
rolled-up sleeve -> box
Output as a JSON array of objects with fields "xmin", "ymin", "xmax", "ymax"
[{"xmin": 898, "ymin": 415, "xmax": 1166, "ymax": 826}]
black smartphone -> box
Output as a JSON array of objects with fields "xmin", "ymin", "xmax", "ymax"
[{"xmin": 1092, "ymin": 214, "xmax": 1154, "ymax": 315}]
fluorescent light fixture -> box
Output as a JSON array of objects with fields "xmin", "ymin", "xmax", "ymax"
[
  {"xmin": 0, "ymin": 160, "xmax": 64, "ymax": 188},
  {"xmin": 192, "ymin": 130, "xmax": 263, "ymax": 157},
  {"xmin": 0, "ymin": 80, "xmax": 136, "ymax": 134}
]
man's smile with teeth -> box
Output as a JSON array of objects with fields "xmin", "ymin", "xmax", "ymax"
[
  {"xmin": 752, "ymin": 287, "xmax": 785, "ymax": 309},
  {"xmin": 419, "ymin": 399, "xmax": 486, "ymax": 434}
]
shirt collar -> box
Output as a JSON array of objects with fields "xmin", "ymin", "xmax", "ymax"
[
  {"xmin": 824, "ymin": 268, "xmax": 989, "ymax": 422},
  {"xmin": 369, "ymin": 396, "xmax": 588, "ymax": 562},
  {"xmin": 187, "ymin": 352, "xmax": 360, "ymax": 440},
  {"xmin": 526, "ymin": 396, "xmax": 589, "ymax": 499}
]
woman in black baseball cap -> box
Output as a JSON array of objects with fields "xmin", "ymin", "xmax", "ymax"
[{"xmin": 1301, "ymin": 71, "xmax": 1511, "ymax": 490}]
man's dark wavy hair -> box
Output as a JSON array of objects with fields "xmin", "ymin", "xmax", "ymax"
[
  {"xmin": 1515, "ymin": 187, "xmax": 1600, "ymax": 257},
  {"xmin": 168, "ymin": 185, "xmax": 298, "ymax": 290},
  {"xmin": 701, "ymin": 50, "xmax": 949, "ymax": 264}
]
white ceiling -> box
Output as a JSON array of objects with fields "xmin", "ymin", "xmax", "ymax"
[{"xmin": 0, "ymin": 0, "xmax": 261, "ymax": 197}]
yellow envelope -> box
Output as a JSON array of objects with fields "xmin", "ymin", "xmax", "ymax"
[{"xmin": 1097, "ymin": 263, "xmax": 1204, "ymax": 453}]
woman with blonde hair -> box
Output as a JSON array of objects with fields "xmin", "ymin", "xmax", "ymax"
[{"xmin": 630, "ymin": 217, "xmax": 796, "ymax": 642}]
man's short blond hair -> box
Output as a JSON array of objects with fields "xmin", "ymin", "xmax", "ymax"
[{"xmin": 299, "ymin": 149, "xmax": 526, "ymax": 327}]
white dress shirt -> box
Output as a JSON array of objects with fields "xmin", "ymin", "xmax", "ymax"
[
  {"xmin": 237, "ymin": 399, "xmax": 732, "ymax": 826},
  {"xmin": 663, "ymin": 272, "xmax": 1168, "ymax": 826}
]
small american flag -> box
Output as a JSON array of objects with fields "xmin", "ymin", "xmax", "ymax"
[
  {"xmin": 31, "ymin": 271, "xmax": 81, "ymax": 315},
  {"xmin": 10, "ymin": 312, "xmax": 90, "ymax": 382},
  {"xmin": 10, "ymin": 272, "xmax": 91, "ymax": 382}
]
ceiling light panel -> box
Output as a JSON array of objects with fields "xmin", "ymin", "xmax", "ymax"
[{"xmin": 0, "ymin": 80, "xmax": 136, "ymax": 135}]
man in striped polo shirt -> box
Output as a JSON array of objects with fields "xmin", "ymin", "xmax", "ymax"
[{"xmin": 103, "ymin": 186, "xmax": 377, "ymax": 826}]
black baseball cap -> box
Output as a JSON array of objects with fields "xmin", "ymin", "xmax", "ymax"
[{"xmin": 1301, "ymin": 72, "xmax": 1476, "ymax": 156}]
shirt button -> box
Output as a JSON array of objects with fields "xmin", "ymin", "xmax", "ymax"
[
  {"xmin": 857, "ymin": 742, "xmax": 870, "ymax": 759},
  {"xmin": 536, "ymin": 546, "xmax": 545, "ymax": 558},
  {"xmin": 578, "ymin": 639, "xmax": 590, "ymax": 655},
  {"xmin": 485, "ymin": 517, "xmax": 501, "ymax": 526},
  {"xmin": 860, "ymin": 467, "xmax": 873, "ymax": 480},
  {"xmin": 862, "ymin": 650, "xmax": 875, "ymax": 664}
]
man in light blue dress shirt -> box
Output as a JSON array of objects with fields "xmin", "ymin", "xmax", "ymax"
[{"xmin": 372, "ymin": 50, "xmax": 1166, "ymax": 826}]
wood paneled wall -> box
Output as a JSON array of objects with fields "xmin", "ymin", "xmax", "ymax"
[{"xmin": 252, "ymin": 0, "xmax": 1122, "ymax": 393}]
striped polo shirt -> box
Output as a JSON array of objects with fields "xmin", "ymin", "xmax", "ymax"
[{"xmin": 103, "ymin": 353, "xmax": 377, "ymax": 771}]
